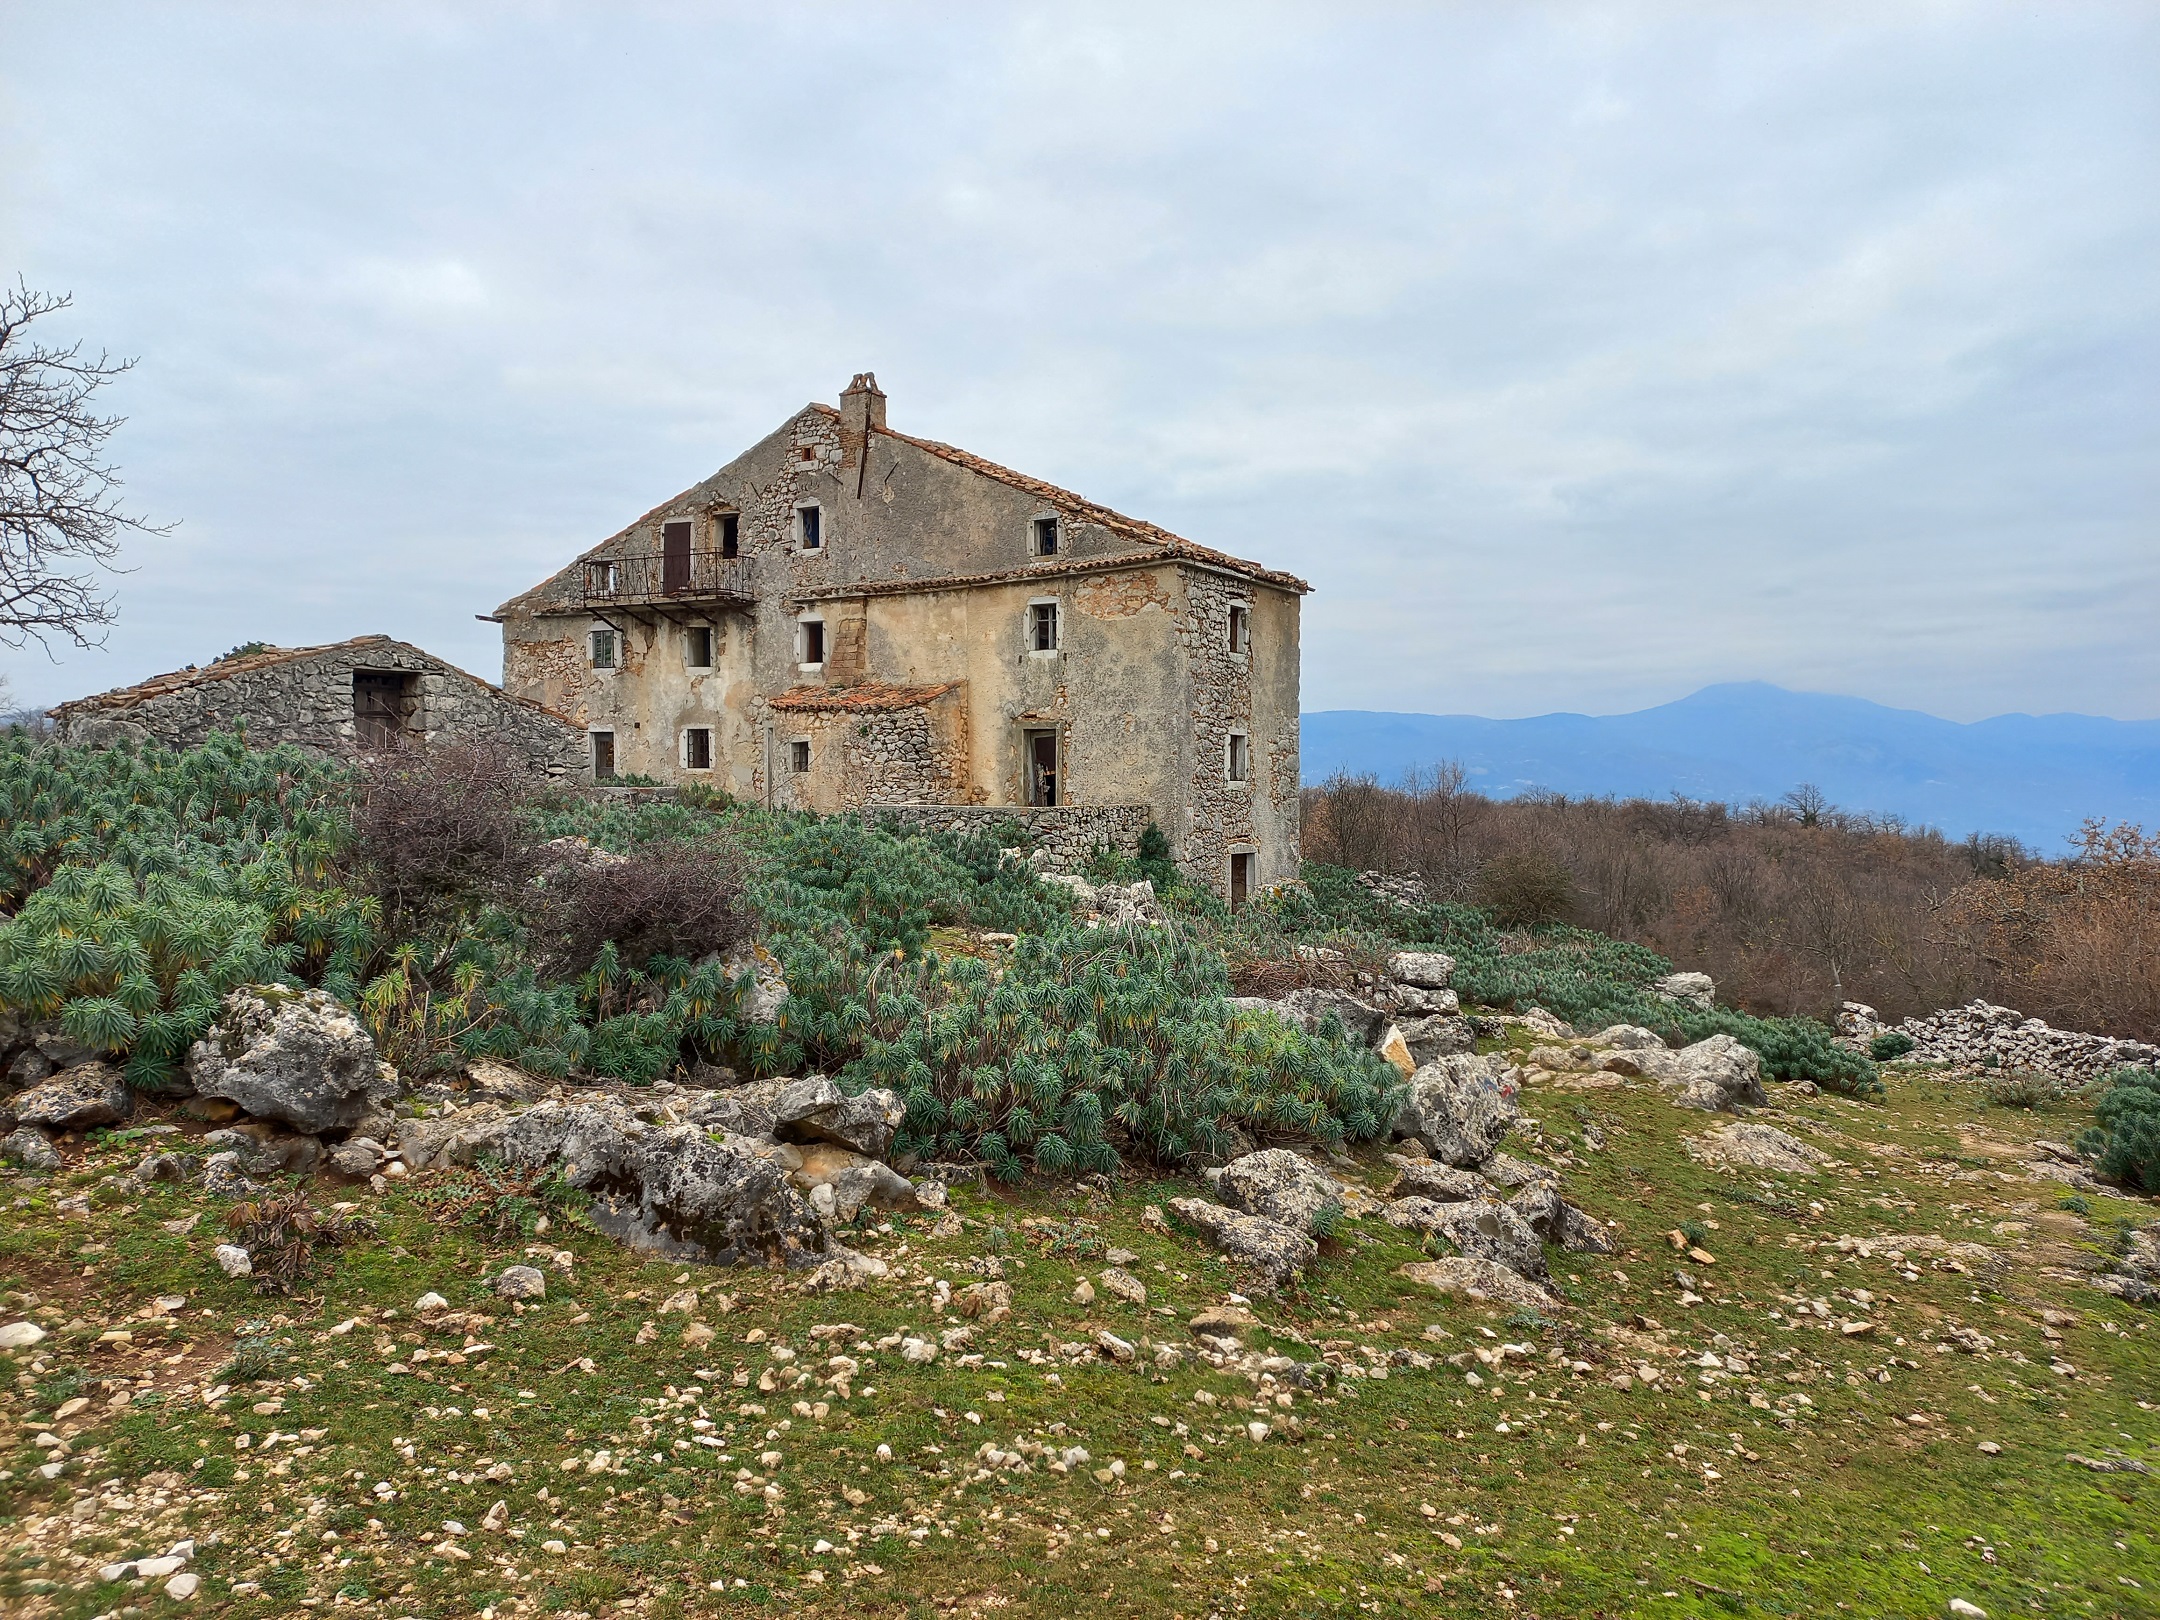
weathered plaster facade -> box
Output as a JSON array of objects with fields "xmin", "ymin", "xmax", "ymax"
[
  {"xmin": 493, "ymin": 376, "xmax": 1308, "ymax": 896},
  {"xmin": 51, "ymin": 635, "xmax": 586, "ymax": 773}
]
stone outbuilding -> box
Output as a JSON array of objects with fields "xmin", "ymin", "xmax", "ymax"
[
  {"xmin": 50, "ymin": 635, "xmax": 586, "ymax": 773},
  {"xmin": 490, "ymin": 374, "xmax": 1308, "ymax": 901}
]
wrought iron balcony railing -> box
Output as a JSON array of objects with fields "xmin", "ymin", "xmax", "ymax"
[{"xmin": 581, "ymin": 551, "xmax": 754, "ymax": 607}]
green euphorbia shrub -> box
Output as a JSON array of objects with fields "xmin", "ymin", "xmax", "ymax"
[{"xmin": 2078, "ymin": 1067, "xmax": 2160, "ymax": 1191}]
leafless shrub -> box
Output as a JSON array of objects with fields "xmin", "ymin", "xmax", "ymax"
[
  {"xmin": 346, "ymin": 742, "xmax": 543, "ymax": 931},
  {"xmin": 535, "ymin": 835, "xmax": 752, "ymax": 974}
]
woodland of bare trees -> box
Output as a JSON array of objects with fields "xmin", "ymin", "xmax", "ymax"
[{"xmin": 1303, "ymin": 765, "xmax": 2160, "ymax": 1042}]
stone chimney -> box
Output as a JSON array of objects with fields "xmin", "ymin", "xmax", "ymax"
[{"xmin": 839, "ymin": 372, "xmax": 887, "ymax": 436}]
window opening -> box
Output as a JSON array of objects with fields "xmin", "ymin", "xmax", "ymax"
[
  {"xmin": 684, "ymin": 728, "xmax": 712, "ymax": 771},
  {"xmin": 1228, "ymin": 604, "xmax": 1250, "ymax": 655},
  {"xmin": 352, "ymin": 670, "xmax": 415, "ymax": 750},
  {"xmin": 1227, "ymin": 732, "xmax": 1250, "ymax": 783},
  {"xmin": 1030, "ymin": 601, "xmax": 1059, "ymax": 653},
  {"xmin": 662, "ymin": 519, "xmax": 693, "ymax": 593},
  {"xmin": 1230, "ymin": 852, "xmax": 1256, "ymax": 909},
  {"xmin": 590, "ymin": 628, "xmax": 617, "ymax": 670},
  {"xmin": 719, "ymin": 513, "xmax": 740, "ymax": 559},
  {"xmin": 1032, "ymin": 516, "xmax": 1059, "ymax": 557},
  {"xmin": 790, "ymin": 739, "xmax": 811, "ymax": 774},
  {"xmin": 1025, "ymin": 729, "xmax": 1059, "ymax": 807},
  {"xmin": 591, "ymin": 731, "xmax": 616, "ymax": 780},
  {"xmin": 797, "ymin": 504, "xmax": 822, "ymax": 550},
  {"xmin": 685, "ymin": 626, "xmax": 714, "ymax": 669},
  {"xmin": 800, "ymin": 620, "xmax": 826, "ymax": 666}
]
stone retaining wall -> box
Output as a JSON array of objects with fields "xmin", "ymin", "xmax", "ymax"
[
  {"xmin": 867, "ymin": 804, "xmax": 1151, "ymax": 871},
  {"xmin": 1848, "ymin": 999, "xmax": 2160, "ymax": 1084}
]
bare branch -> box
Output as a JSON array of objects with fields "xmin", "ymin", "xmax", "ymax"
[{"xmin": 0, "ymin": 279, "xmax": 173, "ymax": 651}]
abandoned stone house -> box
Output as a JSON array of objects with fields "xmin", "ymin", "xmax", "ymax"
[
  {"xmin": 491, "ymin": 375, "xmax": 1307, "ymax": 900},
  {"xmin": 49, "ymin": 635, "xmax": 587, "ymax": 773}
]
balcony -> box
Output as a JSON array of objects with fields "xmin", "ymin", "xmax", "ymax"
[{"xmin": 581, "ymin": 550, "xmax": 755, "ymax": 609}]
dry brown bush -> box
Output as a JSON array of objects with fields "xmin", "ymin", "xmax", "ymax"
[{"xmin": 1302, "ymin": 768, "xmax": 2160, "ymax": 1034}]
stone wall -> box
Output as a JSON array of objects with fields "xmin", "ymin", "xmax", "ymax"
[
  {"xmin": 53, "ymin": 637, "xmax": 588, "ymax": 776},
  {"xmin": 1846, "ymin": 999, "xmax": 2160, "ymax": 1084},
  {"xmin": 867, "ymin": 804, "xmax": 1151, "ymax": 871}
]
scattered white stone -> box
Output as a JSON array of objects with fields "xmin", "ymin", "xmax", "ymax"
[
  {"xmin": 213, "ymin": 1246, "xmax": 252, "ymax": 1279},
  {"xmin": 1948, "ymin": 1602, "xmax": 1987, "ymax": 1619},
  {"xmin": 0, "ymin": 1321, "xmax": 48, "ymax": 1349},
  {"xmin": 167, "ymin": 1572, "xmax": 201, "ymax": 1600},
  {"xmin": 494, "ymin": 1265, "xmax": 547, "ymax": 1301},
  {"xmin": 415, "ymin": 1292, "xmax": 449, "ymax": 1312}
]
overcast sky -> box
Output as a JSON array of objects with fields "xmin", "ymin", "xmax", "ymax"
[{"xmin": 3, "ymin": 2, "xmax": 2155, "ymax": 721}]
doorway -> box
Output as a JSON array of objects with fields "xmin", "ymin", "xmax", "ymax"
[
  {"xmin": 1025, "ymin": 729, "xmax": 1059, "ymax": 807},
  {"xmin": 1230, "ymin": 851, "xmax": 1256, "ymax": 909},
  {"xmin": 352, "ymin": 670, "xmax": 415, "ymax": 750},
  {"xmin": 662, "ymin": 519, "xmax": 693, "ymax": 593}
]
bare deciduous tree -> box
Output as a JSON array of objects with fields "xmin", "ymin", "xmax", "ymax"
[{"xmin": 0, "ymin": 282, "xmax": 170, "ymax": 650}]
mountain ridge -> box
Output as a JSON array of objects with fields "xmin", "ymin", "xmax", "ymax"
[{"xmin": 1299, "ymin": 682, "xmax": 2160, "ymax": 851}]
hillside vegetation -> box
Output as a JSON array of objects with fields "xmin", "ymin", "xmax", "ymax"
[{"xmin": 1304, "ymin": 766, "xmax": 2160, "ymax": 1042}]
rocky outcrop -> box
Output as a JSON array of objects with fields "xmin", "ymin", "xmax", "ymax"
[
  {"xmin": 1398, "ymin": 1257, "xmax": 1561, "ymax": 1312},
  {"xmin": 12, "ymin": 1062, "xmax": 132, "ymax": 1131},
  {"xmin": 1215, "ymin": 1150, "xmax": 1344, "ymax": 1233},
  {"xmin": 1387, "ymin": 952, "xmax": 1456, "ymax": 990},
  {"xmin": 1383, "ymin": 1154, "xmax": 1486, "ymax": 1203},
  {"xmin": 1168, "ymin": 1197, "xmax": 1317, "ymax": 1292},
  {"xmin": 771, "ymin": 1078, "xmax": 906, "ymax": 1161},
  {"xmin": 1385, "ymin": 1194, "xmax": 1547, "ymax": 1279},
  {"xmin": 1626, "ymin": 1034, "xmax": 1765, "ymax": 1112},
  {"xmin": 186, "ymin": 987, "xmax": 399, "ymax": 1134},
  {"xmin": 1654, "ymin": 972, "xmax": 1716, "ymax": 1011},
  {"xmin": 1, "ymin": 1126, "xmax": 60, "ymax": 1172},
  {"xmin": 1392, "ymin": 1054, "xmax": 1520, "ymax": 1167},
  {"xmin": 1686, "ymin": 1121, "xmax": 1827, "ymax": 1174}
]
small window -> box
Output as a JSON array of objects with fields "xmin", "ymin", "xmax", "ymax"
[
  {"xmin": 1228, "ymin": 604, "xmax": 1250, "ymax": 656},
  {"xmin": 790, "ymin": 739, "xmax": 811, "ymax": 774},
  {"xmin": 1032, "ymin": 515, "xmax": 1059, "ymax": 557},
  {"xmin": 796, "ymin": 504, "xmax": 822, "ymax": 550},
  {"xmin": 1226, "ymin": 732, "xmax": 1250, "ymax": 783},
  {"xmin": 590, "ymin": 628, "xmax": 617, "ymax": 670},
  {"xmin": 1025, "ymin": 729, "xmax": 1059, "ymax": 807},
  {"xmin": 685, "ymin": 626, "xmax": 714, "ymax": 669},
  {"xmin": 591, "ymin": 731, "xmax": 616, "ymax": 780},
  {"xmin": 1029, "ymin": 601, "xmax": 1059, "ymax": 653},
  {"xmin": 800, "ymin": 619, "xmax": 825, "ymax": 666},
  {"xmin": 684, "ymin": 728, "xmax": 712, "ymax": 771},
  {"xmin": 719, "ymin": 513, "xmax": 740, "ymax": 559}
]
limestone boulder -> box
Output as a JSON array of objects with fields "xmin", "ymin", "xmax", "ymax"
[
  {"xmin": 721, "ymin": 944, "xmax": 790, "ymax": 1025},
  {"xmin": 1399, "ymin": 1013, "xmax": 1477, "ymax": 1064},
  {"xmin": 0, "ymin": 1126, "xmax": 60, "ymax": 1172},
  {"xmin": 1215, "ymin": 1149, "xmax": 1345, "ymax": 1233},
  {"xmin": 12, "ymin": 1062, "xmax": 132, "ymax": 1131},
  {"xmin": 772, "ymin": 1077, "xmax": 906, "ymax": 1161},
  {"xmin": 202, "ymin": 1124, "xmax": 321, "ymax": 1178},
  {"xmin": 1654, "ymin": 971, "xmax": 1716, "ymax": 1011},
  {"xmin": 1387, "ymin": 1194, "xmax": 1546, "ymax": 1279},
  {"xmin": 682, "ymin": 1076, "xmax": 799, "ymax": 1140},
  {"xmin": 1652, "ymin": 1034, "xmax": 1766, "ymax": 1112},
  {"xmin": 1591, "ymin": 1024, "xmax": 1666, "ymax": 1051},
  {"xmin": 1382, "ymin": 1153, "xmax": 1486, "ymax": 1203},
  {"xmin": 1168, "ymin": 1197, "xmax": 1316, "ymax": 1293},
  {"xmin": 1398, "ymin": 1258, "xmax": 1562, "ymax": 1312},
  {"xmin": 1393, "ymin": 1054, "xmax": 1519, "ymax": 1168},
  {"xmin": 1280, "ymin": 988, "xmax": 1390, "ymax": 1047},
  {"xmin": 1387, "ymin": 951, "xmax": 1457, "ymax": 989},
  {"xmin": 186, "ymin": 987, "xmax": 397, "ymax": 1133},
  {"xmin": 1685, "ymin": 1121, "xmax": 1826, "ymax": 1174}
]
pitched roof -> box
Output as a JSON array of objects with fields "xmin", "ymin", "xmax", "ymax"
[
  {"xmin": 494, "ymin": 399, "xmax": 1309, "ymax": 617},
  {"xmin": 50, "ymin": 635, "xmax": 574, "ymax": 726},
  {"xmin": 766, "ymin": 680, "xmax": 962, "ymax": 714}
]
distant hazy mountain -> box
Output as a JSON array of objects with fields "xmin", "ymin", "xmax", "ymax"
[{"xmin": 1300, "ymin": 683, "xmax": 2160, "ymax": 852}]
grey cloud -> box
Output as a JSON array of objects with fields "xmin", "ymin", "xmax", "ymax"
[{"xmin": 1, "ymin": 2, "xmax": 2152, "ymax": 723}]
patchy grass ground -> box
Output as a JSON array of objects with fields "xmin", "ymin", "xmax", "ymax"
[{"xmin": 2, "ymin": 1066, "xmax": 2155, "ymax": 1620}]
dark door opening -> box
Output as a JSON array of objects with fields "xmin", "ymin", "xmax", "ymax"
[
  {"xmin": 719, "ymin": 513, "xmax": 740, "ymax": 559},
  {"xmin": 591, "ymin": 731, "xmax": 616, "ymax": 780},
  {"xmin": 662, "ymin": 519, "xmax": 693, "ymax": 593},
  {"xmin": 353, "ymin": 670, "xmax": 415, "ymax": 750},
  {"xmin": 1230, "ymin": 851, "xmax": 1256, "ymax": 909},
  {"xmin": 1025, "ymin": 729, "xmax": 1059, "ymax": 807}
]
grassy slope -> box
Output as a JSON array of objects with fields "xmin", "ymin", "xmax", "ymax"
[{"xmin": 2, "ymin": 1061, "xmax": 2156, "ymax": 1620}]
